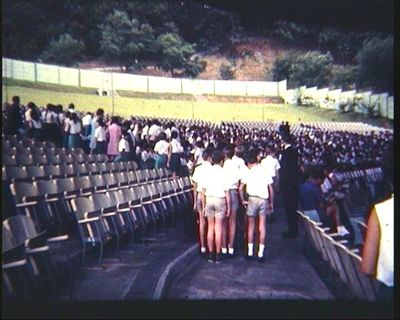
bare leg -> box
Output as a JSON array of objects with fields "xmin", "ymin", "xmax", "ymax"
[
  {"xmin": 247, "ymin": 216, "xmax": 256, "ymax": 245},
  {"xmin": 221, "ymin": 217, "xmax": 227, "ymax": 250},
  {"xmin": 207, "ymin": 217, "xmax": 215, "ymax": 253},
  {"xmin": 199, "ymin": 211, "xmax": 207, "ymax": 249},
  {"xmin": 259, "ymin": 215, "xmax": 267, "ymax": 245},
  {"xmin": 214, "ymin": 217, "xmax": 224, "ymax": 254},
  {"xmin": 228, "ymin": 209, "xmax": 237, "ymax": 249}
]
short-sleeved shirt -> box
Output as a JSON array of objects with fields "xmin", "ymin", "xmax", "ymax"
[
  {"xmin": 261, "ymin": 155, "xmax": 280, "ymax": 178},
  {"xmin": 170, "ymin": 138, "xmax": 183, "ymax": 153},
  {"xmin": 223, "ymin": 158, "xmax": 242, "ymax": 190},
  {"xmin": 118, "ymin": 138, "xmax": 130, "ymax": 153},
  {"xmin": 202, "ymin": 164, "xmax": 230, "ymax": 198},
  {"xmin": 241, "ymin": 164, "xmax": 273, "ymax": 200},
  {"xmin": 154, "ymin": 140, "xmax": 169, "ymax": 155},
  {"xmin": 192, "ymin": 161, "xmax": 212, "ymax": 192},
  {"xmin": 94, "ymin": 126, "xmax": 106, "ymax": 142}
]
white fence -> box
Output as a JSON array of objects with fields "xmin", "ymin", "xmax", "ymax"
[
  {"xmin": 283, "ymin": 86, "xmax": 393, "ymax": 120},
  {"xmin": 2, "ymin": 57, "xmax": 393, "ymax": 119},
  {"xmin": 2, "ymin": 58, "xmax": 284, "ymax": 97}
]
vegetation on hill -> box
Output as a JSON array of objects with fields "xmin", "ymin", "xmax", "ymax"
[{"xmin": 3, "ymin": 0, "xmax": 393, "ymax": 94}]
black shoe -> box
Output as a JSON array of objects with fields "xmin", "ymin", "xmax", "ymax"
[
  {"xmin": 257, "ymin": 256, "xmax": 265, "ymax": 263},
  {"xmin": 228, "ymin": 253, "xmax": 235, "ymax": 259},
  {"xmin": 200, "ymin": 251, "xmax": 207, "ymax": 258},
  {"xmin": 281, "ymin": 231, "xmax": 298, "ymax": 239},
  {"xmin": 215, "ymin": 253, "xmax": 223, "ymax": 264},
  {"xmin": 207, "ymin": 252, "xmax": 215, "ymax": 263}
]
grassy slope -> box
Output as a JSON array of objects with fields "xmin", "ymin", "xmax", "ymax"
[{"xmin": 2, "ymin": 80, "xmax": 390, "ymax": 127}]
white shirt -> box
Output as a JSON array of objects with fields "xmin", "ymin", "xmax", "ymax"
[
  {"xmin": 223, "ymin": 158, "xmax": 242, "ymax": 190},
  {"xmin": 82, "ymin": 114, "xmax": 92, "ymax": 127},
  {"xmin": 141, "ymin": 125, "xmax": 149, "ymax": 140},
  {"xmin": 375, "ymin": 196, "xmax": 394, "ymax": 287},
  {"xmin": 192, "ymin": 161, "xmax": 212, "ymax": 192},
  {"xmin": 149, "ymin": 124, "xmax": 161, "ymax": 139},
  {"xmin": 170, "ymin": 138, "xmax": 183, "ymax": 153},
  {"xmin": 261, "ymin": 155, "xmax": 281, "ymax": 178},
  {"xmin": 241, "ymin": 164, "xmax": 273, "ymax": 199},
  {"xmin": 193, "ymin": 147, "xmax": 204, "ymax": 165},
  {"xmin": 42, "ymin": 110, "xmax": 58, "ymax": 124},
  {"xmin": 154, "ymin": 140, "xmax": 170, "ymax": 155},
  {"xmin": 94, "ymin": 126, "xmax": 107, "ymax": 142},
  {"xmin": 232, "ymin": 155, "xmax": 247, "ymax": 180},
  {"xmin": 202, "ymin": 164, "xmax": 230, "ymax": 198},
  {"xmin": 118, "ymin": 138, "xmax": 130, "ymax": 153},
  {"xmin": 69, "ymin": 121, "xmax": 81, "ymax": 134}
]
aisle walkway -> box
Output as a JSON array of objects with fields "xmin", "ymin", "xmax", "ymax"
[{"xmin": 166, "ymin": 203, "xmax": 334, "ymax": 300}]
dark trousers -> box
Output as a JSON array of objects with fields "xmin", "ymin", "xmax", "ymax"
[{"xmin": 282, "ymin": 187, "xmax": 298, "ymax": 234}]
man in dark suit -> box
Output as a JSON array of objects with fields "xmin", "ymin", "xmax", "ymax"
[{"xmin": 279, "ymin": 134, "xmax": 299, "ymax": 238}]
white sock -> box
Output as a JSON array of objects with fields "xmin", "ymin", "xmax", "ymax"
[
  {"xmin": 228, "ymin": 247, "xmax": 234, "ymax": 255},
  {"xmin": 200, "ymin": 247, "xmax": 206, "ymax": 253},
  {"xmin": 248, "ymin": 243, "xmax": 254, "ymax": 256},
  {"xmin": 258, "ymin": 244, "xmax": 265, "ymax": 258},
  {"xmin": 221, "ymin": 247, "xmax": 227, "ymax": 254}
]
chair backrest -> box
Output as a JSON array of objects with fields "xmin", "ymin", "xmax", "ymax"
[
  {"xmin": 71, "ymin": 197, "xmax": 98, "ymax": 220},
  {"xmin": 16, "ymin": 154, "xmax": 34, "ymax": 166},
  {"xmin": 10, "ymin": 181, "xmax": 39, "ymax": 203},
  {"xmin": 33, "ymin": 180, "xmax": 58, "ymax": 196},
  {"xmin": 25, "ymin": 165, "xmax": 47, "ymax": 181},
  {"xmin": 2, "ymin": 225, "xmax": 16, "ymax": 252},
  {"xmin": 5, "ymin": 166, "xmax": 29, "ymax": 182},
  {"xmin": 3, "ymin": 215, "xmax": 39, "ymax": 246}
]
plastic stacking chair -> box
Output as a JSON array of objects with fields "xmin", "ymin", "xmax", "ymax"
[
  {"xmin": 42, "ymin": 164, "xmax": 63, "ymax": 179},
  {"xmin": 3, "ymin": 155, "xmax": 18, "ymax": 166},
  {"xmin": 32, "ymin": 153, "xmax": 48, "ymax": 166},
  {"xmin": 103, "ymin": 173, "xmax": 119, "ymax": 191},
  {"xmin": 46, "ymin": 153, "xmax": 62, "ymax": 165},
  {"xmin": 125, "ymin": 171, "xmax": 139, "ymax": 187},
  {"xmin": 134, "ymin": 185, "xmax": 159, "ymax": 232},
  {"xmin": 16, "ymin": 154, "xmax": 34, "ymax": 166},
  {"xmin": 86, "ymin": 162, "xmax": 100, "ymax": 175},
  {"xmin": 84, "ymin": 153, "xmax": 97, "ymax": 163},
  {"xmin": 59, "ymin": 163, "xmax": 75, "ymax": 178},
  {"xmin": 70, "ymin": 197, "xmax": 112, "ymax": 267}
]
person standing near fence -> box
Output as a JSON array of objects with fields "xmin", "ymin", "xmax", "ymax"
[
  {"xmin": 168, "ymin": 130, "xmax": 183, "ymax": 178},
  {"xmin": 154, "ymin": 132, "xmax": 170, "ymax": 169}
]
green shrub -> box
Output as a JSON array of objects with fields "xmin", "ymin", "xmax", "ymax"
[{"xmin": 219, "ymin": 62, "xmax": 235, "ymax": 80}]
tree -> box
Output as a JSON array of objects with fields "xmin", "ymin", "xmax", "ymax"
[
  {"xmin": 40, "ymin": 33, "xmax": 85, "ymax": 66},
  {"xmin": 356, "ymin": 36, "xmax": 393, "ymax": 94},
  {"xmin": 99, "ymin": 10, "xmax": 156, "ymax": 70},
  {"xmin": 156, "ymin": 33, "xmax": 196, "ymax": 76},
  {"xmin": 272, "ymin": 51, "xmax": 333, "ymax": 88},
  {"xmin": 331, "ymin": 65, "xmax": 357, "ymax": 90},
  {"xmin": 219, "ymin": 62, "xmax": 235, "ymax": 80}
]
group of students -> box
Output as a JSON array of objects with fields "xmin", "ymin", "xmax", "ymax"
[{"xmin": 191, "ymin": 144, "xmax": 281, "ymax": 263}]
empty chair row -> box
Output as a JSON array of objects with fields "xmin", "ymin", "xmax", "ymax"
[
  {"xmin": 3, "ymin": 135, "xmax": 56, "ymax": 149},
  {"xmin": 3, "ymin": 143, "xmax": 86, "ymax": 158},
  {"xmin": 3, "ymin": 161, "xmax": 141, "ymax": 182},
  {"xmin": 7, "ymin": 171, "xmax": 188, "ymax": 235},
  {"xmin": 2, "ymin": 152, "xmax": 110, "ymax": 167},
  {"xmin": 298, "ymin": 210, "xmax": 380, "ymax": 301}
]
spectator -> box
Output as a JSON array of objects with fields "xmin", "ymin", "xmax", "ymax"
[
  {"xmin": 239, "ymin": 151, "xmax": 274, "ymax": 262},
  {"xmin": 93, "ymin": 117, "xmax": 107, "ymax": 154},
  {"xmin": 279, "ymin": 134, "xmax": 300, "ymax": 238},
  {"xmin": 106, "ymin": 116, "xmax": 122, "ymax": 161},
  {"xmin": 201, "ymin": 150, "xmax": 231, "ymax": 263},
  {"xmin": 114, "ymin": 131, "xmax": 131, "ymax": 162},
  {"xmin": 25, "ymin": 102, "xmax": 43, "ymax": 140},
  {"xmin": 168, "ymin": 130, "xmax": 183, "ymax": 178},
  {"xmin": 154, "ymin": 132, "xmax": 170, "ymax": 169},
  {"xmin": 66, "ymin": 112, "xmax": 82, "ymax": 149},
  {"xmin": 191, "ymin": 149, "xmax": 212, "ymax": 257},
  {"xmin": 89, "ymin": 108, "xmax": 104, "ymax": 153},
  {"xmin": 4, "ymin": 96, "xmax": 24, "ymax": 135},
  {"xmin": 360, "ymin": 143, "xmax": 393, "ymax": 301},
  {"xmin": 42, "ymin": 104, "xmax": 59, "ymax": 146}
]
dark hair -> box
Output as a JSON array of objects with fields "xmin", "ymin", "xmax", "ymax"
[
  {"xmin": 96, "ymin": 108, "xmax": 104, "ymax": 117},
  {"xmin": 244, "ymin": 151, "xmax": 258, "ymax": 165},
  {"xmin": 70, "ymin": 112, "xmax": 78, "ymax": 123},
  {"xmin": 27, "ymin": 102, "xmax": 40, "ymax": 121},
  {"xmin": 309, "ymin": 166, "xmax": 325, "ymax": 180},
  {"xmin": 97, "ymin": 117, "xmax": 105, "ymax": 127},
  {"xmin": 171, "ymin": 131, "xmax": 178, "ymax": 139},
  {"xmin": 223, "ymin": 145, "xmax": 234, "ymax": 159},
  {"xmin": 211, "ymin": 150, "xmax": 224, "ymax": 165},
  {"xmin": 202, "ymin": 149, "xmax": 211, "ymax": 161},
  {"xmin": 68, "ymin": 103, "xmax": 75, "ymax": 110},
  {"xmin": 111, "ymin": 116, "xmax": 120, "ymax": 125},
  {"xmin": 12, "ymin": 96, "xmax": 20, "ymax": 104},
  {"xmin": 159, "ymin": 132, "xmax": 167, "ymax": 141},
  {"xmin": 234, "ymin": 144, "xmax": 245, "ymax": 157}
]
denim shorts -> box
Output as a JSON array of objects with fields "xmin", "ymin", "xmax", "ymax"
[
  {"xmin": 205, "ymin": 197, "xmax": 226, "ymax": 219},
  {"xmin": 246, "ymin": 196, "xmax": 269, "ymax": 217}
]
